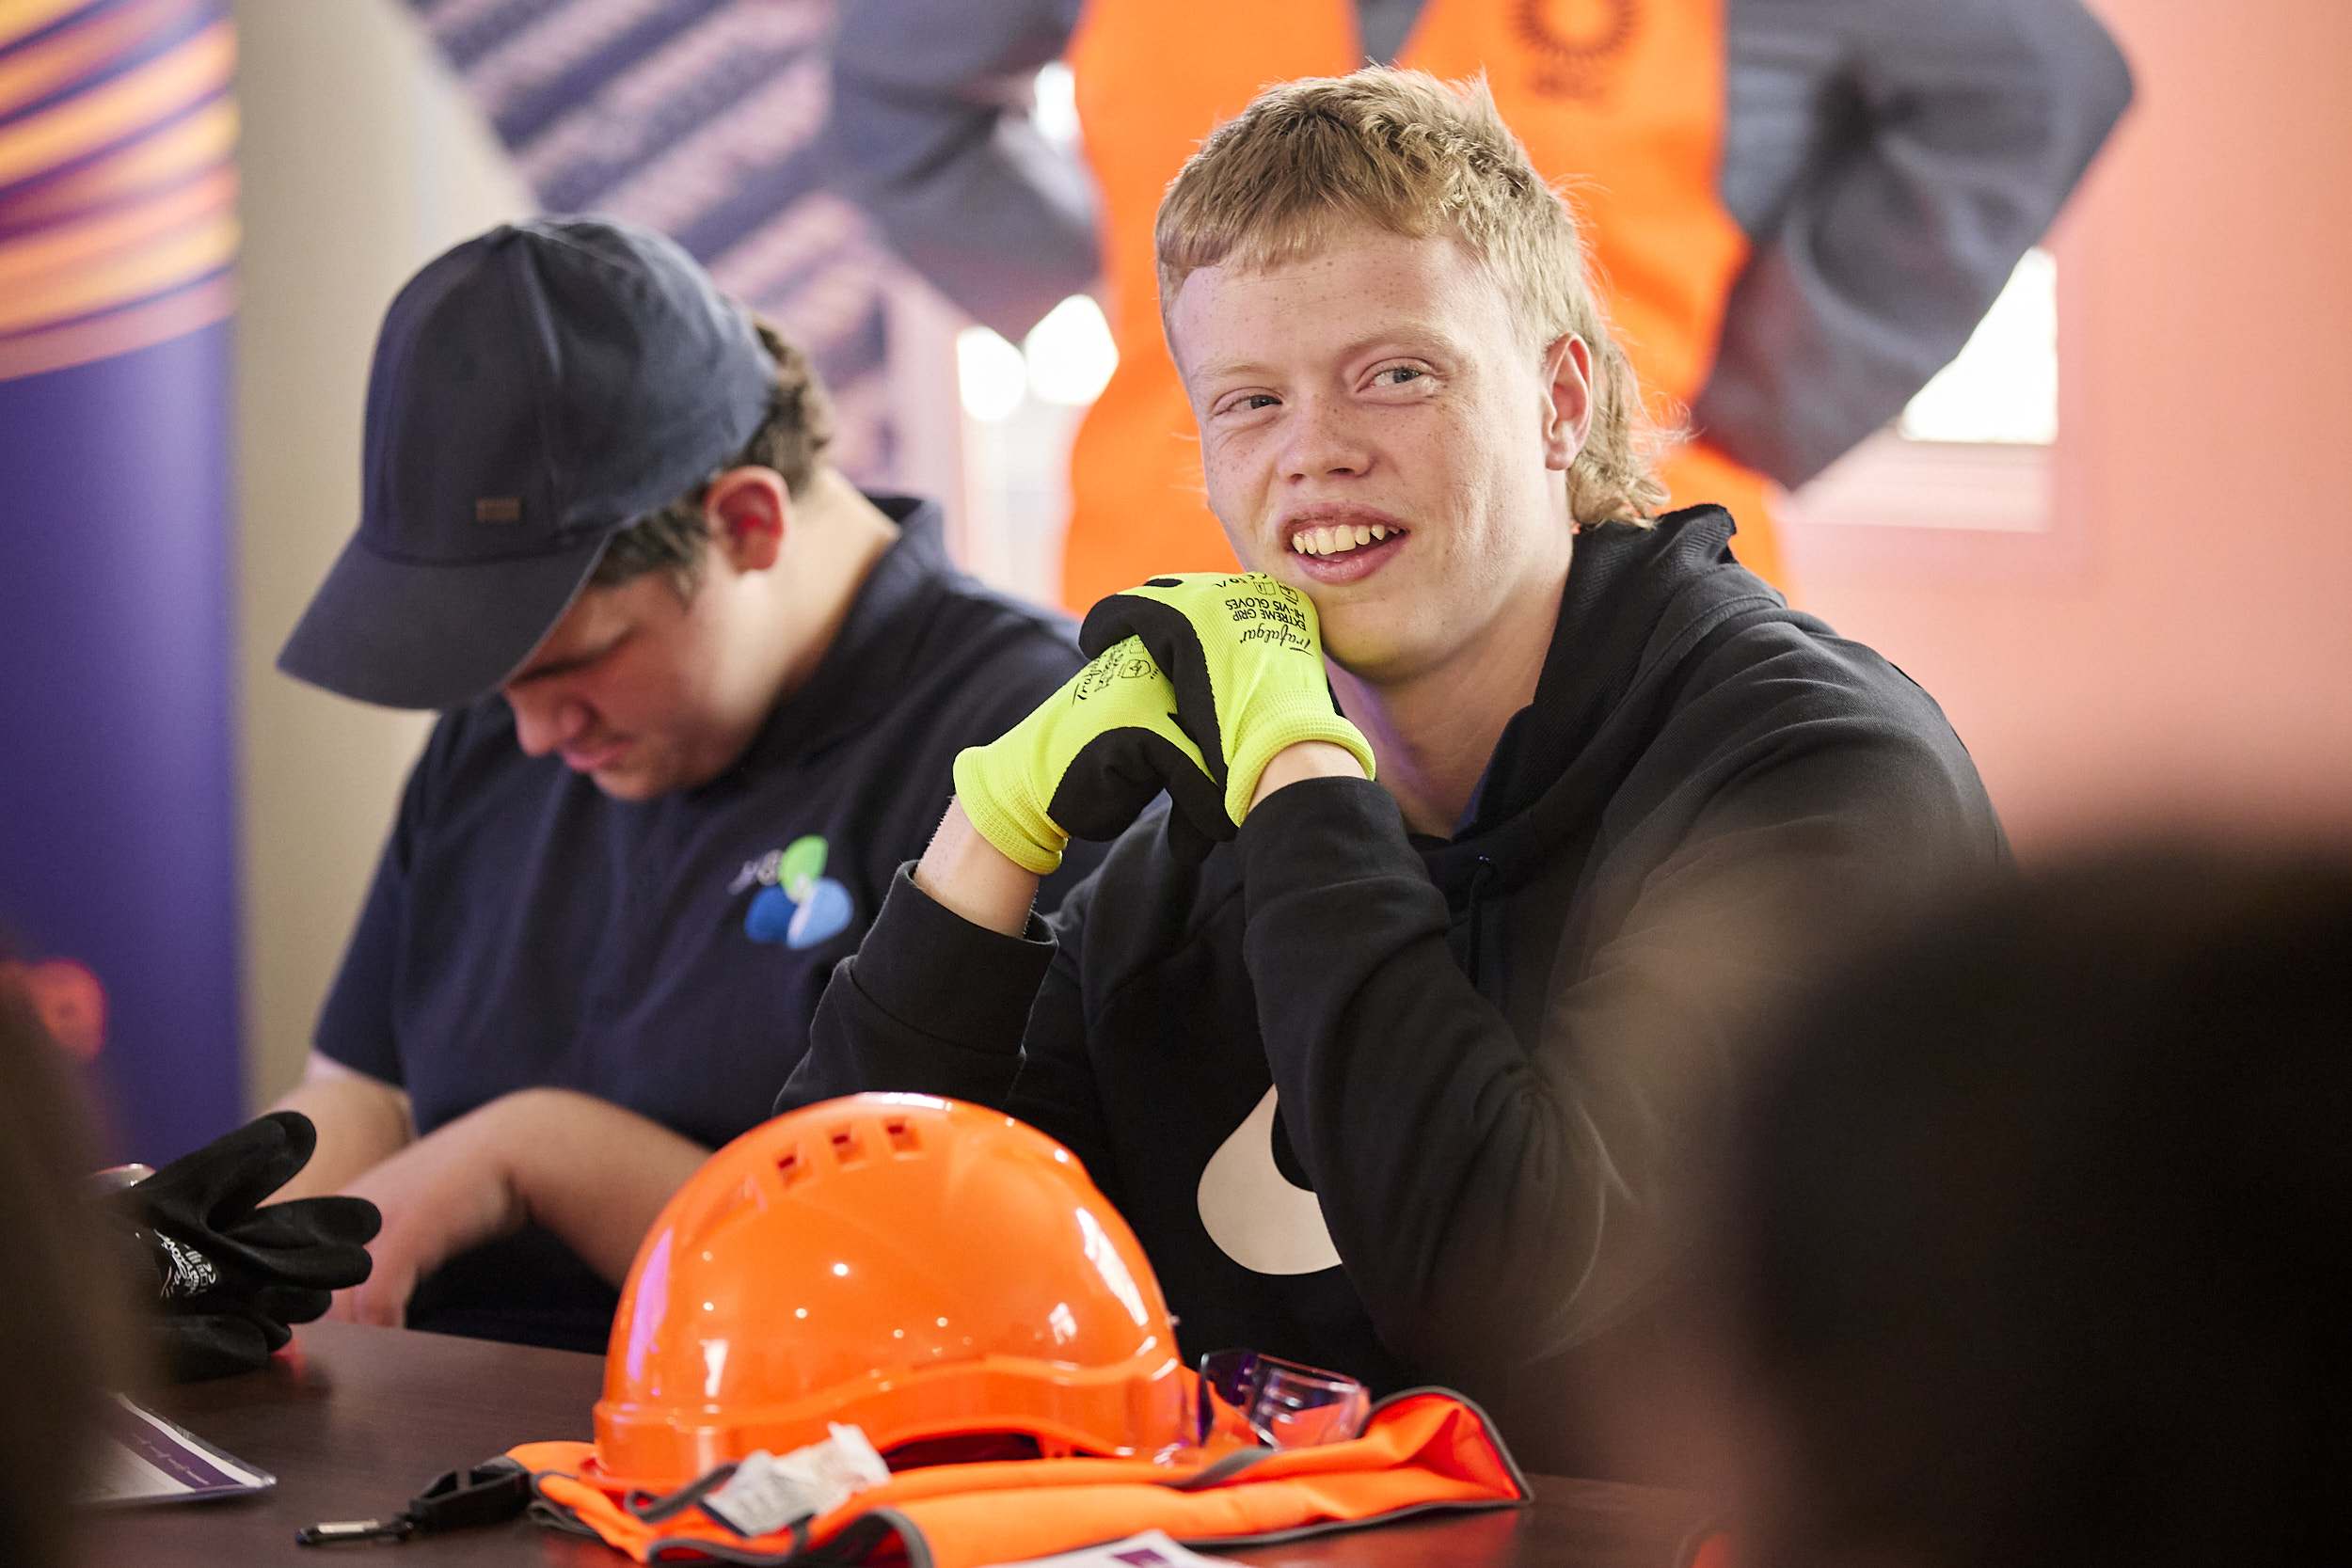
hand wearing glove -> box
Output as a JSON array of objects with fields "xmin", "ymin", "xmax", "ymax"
[
  {"xmin": 952, "ymin": 636, "xmax": 1231, "ymax": 873},
  {"xmin": 1079, "ymin": 573, "xmax": 1375, "ymax": 824},
  {"xmin": 103, "ymin": 1110, "xmax": 380, "ymax": 1382}
]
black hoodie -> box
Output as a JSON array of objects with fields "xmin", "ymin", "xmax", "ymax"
[{"xmin": 782, "ymin": 507, "xmax": 2008, "ymax": 1472}]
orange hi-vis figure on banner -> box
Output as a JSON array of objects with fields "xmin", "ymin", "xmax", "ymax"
[{"xmin": 1061, "ymin": 0, "xmax": 1783, "ymax": 611}]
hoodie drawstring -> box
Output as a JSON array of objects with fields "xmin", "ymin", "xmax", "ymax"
[{"xmin": 1463, "ymin": 855, "xmax": 1498, "ymax": 984}]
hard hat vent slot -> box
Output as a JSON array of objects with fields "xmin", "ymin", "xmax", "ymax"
[
  {"xmin": 776, "ymin": 1150, "xmax": 804, "ymax": 1187},
  {"xmin": 884, "ymin": 1118, "xmax": 920, "ymax": 1154},
  {"xmin": 829, "ymin": 1126, "xmax": 865, "ymax": 1166}
]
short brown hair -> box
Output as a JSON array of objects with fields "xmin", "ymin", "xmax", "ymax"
[
  {"xmin": 590, "ymin": 317, "xmax": 835, "ymax": 595},
  {"xmin": 1155, "ymin": 68, "xmax": 1669, "ymax": 526}
]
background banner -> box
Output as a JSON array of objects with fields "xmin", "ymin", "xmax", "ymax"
[
  {"xmin": 0, "ymin": 0, "xmax": 242, "ymax": 1160},
  {"xmin": 404, "ymin": 0, "xmax": 899, "ymax": 478}
]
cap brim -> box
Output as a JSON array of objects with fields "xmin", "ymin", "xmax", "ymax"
[{"xmin": 277, "ymin": 531, "xmax": 611, "ymax": 710}]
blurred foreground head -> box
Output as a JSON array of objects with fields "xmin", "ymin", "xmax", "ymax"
[
  {"xmin": 0, "ymin": 963, "xmax": 118, "ymax": 1565},
  {"xmin": 1723, "ymin": 847, "xmax": 2351, "ymax": 1568}
]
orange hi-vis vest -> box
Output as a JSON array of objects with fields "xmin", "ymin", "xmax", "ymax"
[
  {"xmin": 512, "ymin": 1390, "xmax": 1526, "ymax": 1566},
  {"xmin": 1059, "ymin": 0, "xmax": 1784, "ymax": 612}
]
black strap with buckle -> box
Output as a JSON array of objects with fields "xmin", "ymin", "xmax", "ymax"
[{"xmin": 295, "ymin": 1456, "xmax": 532, "ymax": 1547}]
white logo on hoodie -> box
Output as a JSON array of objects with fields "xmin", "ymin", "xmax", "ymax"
[{"xmin": 1195, "ymin": 1086, "xmax": 1342, "ymax": 1275}]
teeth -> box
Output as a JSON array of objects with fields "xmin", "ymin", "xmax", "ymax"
[{"xmin": 1291, "ymin": 523, "xmax": 1397, "ymax": 557}]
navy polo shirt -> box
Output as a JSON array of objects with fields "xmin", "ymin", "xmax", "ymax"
[{"xmin": 315, "ymin": 496, "xmax": 1100, "ymax": 1348}]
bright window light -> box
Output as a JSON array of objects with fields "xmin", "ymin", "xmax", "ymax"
[
  {"xmin": 957, "ymin": 326, "xmax": 1027, "ymax": 422},
  {"xmin": 1024, "ymin": 293, "xmax": 1118, "ymax": 406},
  {"xmin": 1899, "ymin": 247, "xmax": 2058, "ymax": 445},
  {"xmin": 1033, "ymin": 61, "xmax": 1079, "ymax": 150}
]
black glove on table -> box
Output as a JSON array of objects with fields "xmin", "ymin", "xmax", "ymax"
[{"xmin": 103, "ymin": 1110, "xmax": 380, "ymax": 1382}]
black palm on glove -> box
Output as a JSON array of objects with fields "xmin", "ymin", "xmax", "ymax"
[
  {"xmin": 104, "ymin": 1110, "xmax": 380, "ymax": 1382},
  {"xmin": 1080, "ymin": 573, "xmax": 1375, "ymax": 828},
  {"xmin": 952, "ymin": 637, "xmax": 1232, "ymax": 871}
]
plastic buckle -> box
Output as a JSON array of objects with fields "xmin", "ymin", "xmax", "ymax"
[
  {"xmin": 295, "ymin": 1457, "xmax": 530, "ymax": 1547},
  {"xmin": 407, "ymin": 1458, "xmax": 531, "ymax": 1531}
]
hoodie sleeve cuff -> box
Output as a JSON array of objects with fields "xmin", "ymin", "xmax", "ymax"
[
  {"xmin": 851, "ymin": 863, "xmax": 1057, "ymax": 1057},
  {"xmin": 1234, "ymin": 775, "xmax": 1422, "ymax": 916}
]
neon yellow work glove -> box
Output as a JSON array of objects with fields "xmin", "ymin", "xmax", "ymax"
[
  {"xmin": 952, "ymin": 637, "xmax": 1230, "ymax": 875},
  {"xmin": 1079, "ymin": 573, "xmax": 1375, "ymax": 824}
]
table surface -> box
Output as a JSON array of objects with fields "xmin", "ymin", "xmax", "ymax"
[{"xmin": 87, "ymin": 1322, "xmax": 1708, "ymax": 1566}]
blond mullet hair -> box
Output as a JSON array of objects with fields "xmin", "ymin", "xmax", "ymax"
[{"xmin": 1155, "ymin": 68, "xmax": 1670, "ymax": 526}]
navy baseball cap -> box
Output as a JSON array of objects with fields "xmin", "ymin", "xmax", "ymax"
[{"xmin": 278, "ymin": 216, "xmax": 777, "ymax": 710}]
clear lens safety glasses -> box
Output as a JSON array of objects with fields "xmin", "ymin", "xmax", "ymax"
[{"xmin": 1195, "ymin": 1349, "xmax": 1371, "ymax": 1449}]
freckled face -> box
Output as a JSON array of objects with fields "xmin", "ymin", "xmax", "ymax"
[{"xmin": 1168, "ymin": 225, "xmax": 1584, "ymax": 687}]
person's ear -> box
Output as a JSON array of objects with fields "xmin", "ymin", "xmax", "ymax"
[
  {"xmin": 703, "ymin": 467, "xmax": 791, "ymax": 572},
  {"xmin": 1541, "ymin": 333, "xmax": 1595, "ymax": 471}
]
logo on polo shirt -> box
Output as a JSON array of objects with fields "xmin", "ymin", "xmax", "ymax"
[{"xmin": 732, "ymin": 835, "xmax": 854, "ymax": 949}]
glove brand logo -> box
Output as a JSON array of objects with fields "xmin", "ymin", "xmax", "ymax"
[
  {"xmin": 732, "ymin": 836, "xmax": 854, "ymax": 949},
  {"xmin": 154, "ymin": 1232, "xmax": 219, "ymax": 1299},
  {"xmin": 1072, "ymin": 645, "xmax": 1161, "ymax": 703},
  {"xmin": 1196, "ymin": 1086, "xmax": 1342, "ymax": 1275}
]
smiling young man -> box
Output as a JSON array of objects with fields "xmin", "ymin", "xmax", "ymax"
[
  {"xmin": 781, "ymin": 71, "xmax": 2008, "ymax": 1474},
  {"xmin": 266, "ymin": 217, "xmax": 1099, "ymax": 1351}
]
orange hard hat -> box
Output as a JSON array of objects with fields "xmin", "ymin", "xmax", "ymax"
[{"xmin": 594, "ymin": 1094, "xmax": 1191, "ymax": 1490}]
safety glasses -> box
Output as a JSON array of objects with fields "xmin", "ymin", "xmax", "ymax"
[{"xmin": 1195, "ymin": 1350, "xmax": 1370, "ymax": 1449}]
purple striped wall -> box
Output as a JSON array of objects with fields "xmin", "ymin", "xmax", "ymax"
[{"xmin": 0, "ymin": 320, "xmax": 242, "ymax": 1162}]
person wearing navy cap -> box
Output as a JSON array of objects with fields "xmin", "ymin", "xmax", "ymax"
[{"xmin": 268, "ymin": 216, "xmax": 1101, "ymax": 1351}]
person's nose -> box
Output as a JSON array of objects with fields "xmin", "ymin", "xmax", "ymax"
[
  {"xmin": 505, "ymin": 684, "xmax": 589, "ymax": 757},
  {"xmin": 1279, "ymin": 391, "xmax": 1373, "ymax": 483}
]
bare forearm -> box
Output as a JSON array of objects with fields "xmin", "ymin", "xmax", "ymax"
[
  {"xmin": 333, "ymin": 1089, "xmax": 711, "ymax": 1324},
  {"xmin": 486, "ymin": 1090, "xmax": 710, "ymax": 1285},
  {"xmin": 915, "ymin": 800, "xmax": 1041, "ymax": 936},
  {"xmin": 268, "ymin": 1063, "xmax": 414, "ymax": 1199}
]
